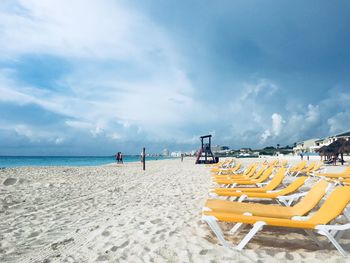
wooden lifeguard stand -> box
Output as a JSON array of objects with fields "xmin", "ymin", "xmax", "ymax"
[{"xmin": 195, "ymin": 135, "xmax": 217, "ymax": 164}]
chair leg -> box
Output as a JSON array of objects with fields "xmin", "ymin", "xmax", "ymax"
[
  {"xmin": 276, "ymin": 199, "xmax": 285, "ymax": 206},
  {"xmin": 319, "ymin": 229, "xmax": 347, "ymax": 257},
  {"xmin": 335, "ymin": 230, "xmax": 345, "ymax": 241},
  {"xmin": 202, "ymin": 216, "xmax": 231, "ymax": 247},
  {"xmin": 229, "ymin": 223, "xmax": 244, "ymax": 235},
  {"xmin": 343, "ymin": 209, "xmax": 350, "ymax": 222},
  {"xmin": 238, "ymin": 195, "xmax": 247, "ymax": 202},
  {"xmin": 304, "ymin": 230, "xmax": 324, "ymax": 248},
  {"xmin": 236, "ymin": 221, "xmax": 266, "ymax": 250}
]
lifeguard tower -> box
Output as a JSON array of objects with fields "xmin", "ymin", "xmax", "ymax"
[{"xmin": 195, "ymin": 135, "xmax": 217, "ymax": 164}]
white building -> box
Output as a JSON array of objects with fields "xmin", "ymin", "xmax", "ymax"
[
  {"xmin": 293, "ymin": 130, "xmax": 350, "ymax": 154},
  {"xmin": 293, "ymin": 138, "xmax": 319, "ymax": 154},
  {"xmin": 170, "ymin": 151, "xmax": 182, "ymax": 157},
  {"xmin": 162, "ymin": 149, "xmax": 169, "ymax": 156}
]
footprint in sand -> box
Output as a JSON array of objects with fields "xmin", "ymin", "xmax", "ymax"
[
  {"xmin": 150, "ymin": 219, "xmax": 162, "ymax": 224},
  {"xmin": 110, "ymin": 240, "xmax": 129, "ymax": 252},
  {"xmin": 101, "ymin": 230, "xmax": 110, "ymax": 237},
  {"xmin": 3, "ymin": 178, "xmax": 17, "ymax": 186},
  {"xmin": 96, "ymin": 255, "xmax": 109, "ymax": 261},
  {"xmin": 199, "ymin": 249, "xmax": 208, "ymax": 255},
  {"xmin": 28, "ymin": 231, "xmax": 40, "ymax": 238}
]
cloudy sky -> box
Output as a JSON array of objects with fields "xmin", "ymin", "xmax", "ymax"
[{"xmin": 1, "ymin": 0, "xmax": 350, "ymax": 155}]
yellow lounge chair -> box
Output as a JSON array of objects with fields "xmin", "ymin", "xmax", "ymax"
[
  {"xmin": 204, "ymin": 180, "xmax": 330, "ymax": 218},
  {"xmin": 263, "ymin": 159, "xmax": 279, "ymax": 166},
  {"xmin": 287, "ymin": 160, "xmax": 307, "ymax": 176},
  {"xmin": 212, "ymin": 168, "xmax": 285, "ymax": 193},
  {"xmin": 202, "ymin": 186, "xmax": 350, "ymax": 256},
  {"xmin": 210, "ymin": 176, "xmax": 309, "ymax": 205},
  {"xmin": 212, "ymin": 164, "xmax": 259, "ymax": 184},
  {"xmin": 278, "ymin": 160, "xmax": 288, "ymax": 167},
  {"xmin": 213, "ymin": 165, "xmax": 266, "ymax": 181},
  {"xmin": 294, "ymin": 162, "xmax": 322, "ymax": 176},
  {"xmin": 215, "ymin": 162, "xmax": 242, "ymax": 174},
  {"xmin": 210, "ymin": 159, "xmax": 235, "ymax": 170},
  {"xmin": 213, "ymin": 166, "xmax": 273, "ymax": 186},
  {"xmin": 315, "ymin": 165, "xmax": 350, "ymax": 179},
  {"xmin": 211, "ymin": 162, "xmax": 248, "ymax": 175},
  {"xmin": 337, "ymin": 178, "xmax": 350, "ymax": 187},
  {"xmin": 307, "ymin": 162, "xmax": 323, "ymax": 176}
]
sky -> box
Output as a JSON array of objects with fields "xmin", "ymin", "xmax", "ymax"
[{"xmin": 1, "ymin": 0, "xmax": 350, "ymax": 155}]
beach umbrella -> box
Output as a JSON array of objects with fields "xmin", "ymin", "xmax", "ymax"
[
  {"xmin": 319, "ymin": 139, "xmax": 348, "ymax": 164},
  {"xmin": 316, "ymin": 146, "xmax": 327, "ymax": 154},
  {"xmin": 317, "ymin": 144, "xmax": 336, "ymax": 160},
  {"xmin": 339, "ymin": 140, "xmax": 350, "ymax": 154},
  {"xmin": 316, "ymin": 145, "xmax": 330, "ymax": 160},
  {"xmin": 327, "ymin": 139, "xmax": 346, "ymax": 155}
]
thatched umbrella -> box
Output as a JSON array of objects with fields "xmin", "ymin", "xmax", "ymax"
[
  {"xmin": 339, "ymin": 140, "xmax": 350, "ymax": 154},
  {"xmin": 316, "ymin": 145, "xmax": 337, "ymax": 160},
  {"xmin": 316, "ymin": 146, "xmax": 328, "ymax": 160},
  {"xmin": 327, "ymin": 139, "xmax": 346, "ymax": 154},
  {"xmin": 337, "ymin": 139, "xmax": 350, "ymax": 165},
  {"xmin": 324, "ymin": 139, "xmax": 347, "ymax": 165}
]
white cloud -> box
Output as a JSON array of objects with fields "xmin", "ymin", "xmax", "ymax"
[
  {"xmin": 240, "ymin": 79, "xmax": 278, "ymax": 101},
  {"xmin": 108, "ymin": 132, "xmax": 122, "ymax": 140},
  {"xmin": 271, "ymin": 113, "xmax": 283, "ymax": 136},
  {"xmin": 328, "ymin": 111, "xmax": 350, "ymax": 134},
  {"xmin": 10, "ymin": 124, "xmax": 64, "ymax": 144},
  {"xmin": 0, "ymin": 1, "xmax": 207, "ymax": 143},
  {"xmin": 260, "ymin": 129, "xmax": 271, "ymax": 143},
  {"xmin": 65, "ymin": 120, "xmax": 92, "ymax": 130},
  {"xmin": 14, "ymin": 125, "xmax": 35, "ymax": 140},
  {"xmin": 0, "ymin": 0, "xmax": 159, "ymax": 60},
  {"xmin": 55, "ymin": 137, "xmax": 64, "ymax": 145},
  {"xmin": 259, "ymin": 113, "xmax": 283, "ymax": 144},
  {"xmin": 305, "ymin": 104, "xmax": 320, "ymax": 123}
]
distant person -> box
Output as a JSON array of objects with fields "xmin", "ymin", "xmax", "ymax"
[
  {"xmin": 307, "ymin": 153, "xmax": 309, "ymax": 161},
  {"xmin": 181, "ymin": 154, "xmax": 184, "ymax": 162},
  {"xmin": 300, "ymin": 153, "xmax": 303, "ymax": 160},
  {"xmin": 119, "ymin": 152, "xmax": 123, "ymax": 164},
  {"xmin": 115, "ymin": 152, "xmax": 120, "ymax": 163}
]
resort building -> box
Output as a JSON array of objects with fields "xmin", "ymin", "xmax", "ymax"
[
  {"xmin": 334, "ymin": 131, "xmax": 350, "ymax": 140},
  {"xmin": 293, "ymin": 130, "xmax": 350, "ymax": 154},
  {"xmin": 211, "ymin": 145, "xmax": 229, "ymax": 153},
  {"xmin": 170, "ymin": 151, "xmax": 182, "ymax": 157},
  {"xmin": 162, "ymin": 149, "xmax": 170, "ymax": 157},
  {"xmin": 239, "ymin": 148, "xmax": 253, "ymax": 153},
  {"xmin": 293, "ymin": 139, "xmax": 318, "ymax": 154}
]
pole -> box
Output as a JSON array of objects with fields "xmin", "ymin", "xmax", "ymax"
[{"xmin": 143, "ymin": 147, "xmax": 146, "ymax": 171}]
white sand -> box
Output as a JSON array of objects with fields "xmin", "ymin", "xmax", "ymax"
[{"xmin": 0, "ymin": 157, "xmax": 349, "ymax": 262}]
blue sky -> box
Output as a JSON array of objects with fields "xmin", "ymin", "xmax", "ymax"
[{"xmin": 1, "ymin": 0, "xmax": 350, "ymax": 155}]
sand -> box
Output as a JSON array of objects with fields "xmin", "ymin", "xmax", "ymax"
[{"xmin": 0, "ymin": 156, "xmax": 349, "ymax": 262}]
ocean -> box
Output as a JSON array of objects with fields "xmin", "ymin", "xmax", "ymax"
[{"xmin": 0, "ymin": 156, "xmax": 171, "ymax": 168}]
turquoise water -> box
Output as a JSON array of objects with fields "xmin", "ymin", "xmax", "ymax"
[{"xmin": 0, "ymin": 156, "xmax": 170, "ymax": 168}]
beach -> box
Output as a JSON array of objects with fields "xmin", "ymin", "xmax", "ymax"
[{"xmin": 1, "ymin": 157, "xmax": 349, "ymax": 262}]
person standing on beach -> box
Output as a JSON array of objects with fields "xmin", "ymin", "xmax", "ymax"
[
  {"xmin": 115, "ymin": 152, "xmax": 120, "ymax": 163},
  {"xmin": 119, "ymin": 152, "xmax": 123, "ymax": 164}
]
